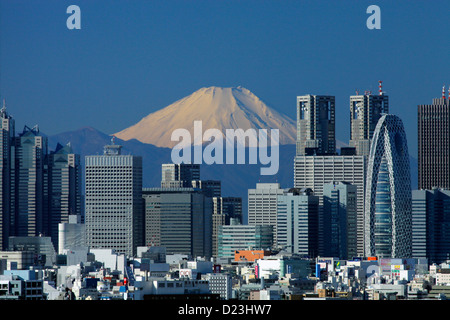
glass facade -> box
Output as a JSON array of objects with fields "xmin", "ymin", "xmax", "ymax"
[
  {"xmin": 374, "ymin": 157, "xmax": 393, "ymax": 257},
  {"xmin": 364, "ymin": 114, "xmax": 412, "ymax": 258}
]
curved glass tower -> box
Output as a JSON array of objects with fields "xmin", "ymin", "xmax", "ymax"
[
  {"xmin": 374, "ymin": 157, "xmax": 392, "ymax": 256},
  {"xmin": 364, "ymin": 114, "xmax": 412, "ymax": 258}
]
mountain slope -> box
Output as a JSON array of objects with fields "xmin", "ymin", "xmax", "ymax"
[
  {"xmin": 48, "ymin": 127, "xmax": 173, "ymax": 188},
  {"xmin": 114, "ymin": 86, "xmax": 297, "ymax": 148}
]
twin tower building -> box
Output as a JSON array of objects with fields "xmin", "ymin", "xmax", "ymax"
[{"xmin": 293, "ymin": 84, "xmax": 413, "ymax": 260}]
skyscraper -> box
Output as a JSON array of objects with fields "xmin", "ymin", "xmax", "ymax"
[
  {"xmin": 296, "ymin": 95, "xmax": 335, "ymax": 156},
  {"xmin": 0, "ymin": 105, "xmax": 81, "ymax": 252},
  {"xmin": 349, "ymin": 84, "xmax": 389, "ymax": 156},
  {"xmin": 85, "ymin": 139, "xmax": 143, "ymax": 257},
  {"xmin": 412, "ymin": 188, "xmax": 450, "ymax": 264},
  {"xmin": 294, "ymin": 155, "xmax": 366, "ymax": 257},
  {"xmin": 47, "ymin": 142, "xmax": 82, "ymax": 249},
  {"xmin": 364, "ymin": 114, "xmax": 412, "ymax": 259},
  {"xmin": 13, "ymin": 125, "xmax": 48, "ymax": 239},
  {"xmin": 276, "ymin": 188, "xmax": 319, "ymax": 257},
  {"xmin": 142, "ymin": 187, "xmax": 213, "ymax": 259},
  {"xmin": 418, "ymin": 90, "xmax": 450, "ymax": 189},
  {"xmin": 248, "ymin": 183, "xmax": 286, "ymax": 246},
  {"xmin": 322, "ymin": 181, "xmax": 357, "ymax": 259},
  {"xmin": 0, "ymin": 103, "xmax": 14, "ymax": 250}
]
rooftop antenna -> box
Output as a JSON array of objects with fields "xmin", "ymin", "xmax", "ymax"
[
  {"xmin": 355, "ymin": 89, "xmax": 359, "ymax": 95},
  {"xmin": 443, "ymin": 85, "xmax": 446, "ymax": 99},
  {"xmin": 1, "ymin": 99, "xmax": 6, "ymax": 113},
  {"xmin": 448, "ymin": 86, "xmax": 450, "ymax": 100},
  {"xmin": 378, "ymin": 80, "xmax": 383, "ymax": 96}
]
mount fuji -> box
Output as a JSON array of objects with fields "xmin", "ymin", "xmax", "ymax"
[{"xmin": 114, "ymin": 86, "xmax": 297, "ymax": 148}]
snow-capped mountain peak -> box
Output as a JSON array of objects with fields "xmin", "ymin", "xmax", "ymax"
[{"xmin": 114, "ymin": 86, "xmax": 296, "ymax": 148}]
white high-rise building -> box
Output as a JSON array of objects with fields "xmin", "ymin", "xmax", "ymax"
[
  {"xmin": 294, "ymin": 155, "xmax": 367, "ymax": 257},
  {"xmin": 248, "ymin": 183, "xmax": 286, "ymax": 246},
  {"xmin": 85, "ymin": 139, "xmax": 143, "ymax": 257}
]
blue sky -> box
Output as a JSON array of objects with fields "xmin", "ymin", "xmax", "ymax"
[{"xmin": 1, "ymin": 0, "xmax": 449, "ymax": 158}]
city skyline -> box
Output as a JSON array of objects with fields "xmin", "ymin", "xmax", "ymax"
[
  {"xmin": 1, "ymin": 0, "xmax": 450, "ymax": 304},
  {"xmin": 1, "ymin": 1, "xmax": 450, "ymax": 160}
]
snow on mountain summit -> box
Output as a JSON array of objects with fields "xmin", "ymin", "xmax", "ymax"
[{"xmin": 114, "ymin": 86, "xmax": 297, "ymax": 148}]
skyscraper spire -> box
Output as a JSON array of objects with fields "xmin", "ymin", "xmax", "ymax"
[{"xmin": 1, "ymin": 99, "xmax": 6, "ymax": 114}]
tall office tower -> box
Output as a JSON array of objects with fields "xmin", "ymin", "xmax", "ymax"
[
  {"xmin": 276, "ymin": 188, "xmax": 319, "ymax": 257},
  {"xmin": 212, "ymin": 197, "xmax": 242, "ymax": 257},
  {"xmin": 349, "ymin": 83, "xmax": 389, "ymax": 156},
  {"xmin": 0, "ymin": 103, "xmax": 14, "ymax": 250},
  {"xmin": 161, "ymin": 163, "xmax": 200, "ymax": 188},
  {"xmin": 418, "ymin": 90, "xmax": 450, "ymax": 189},
  {"xmin": 412, "ymin": 189, "xmax": 450, "ymax": 264},
  {"xmin": 217, "ymin": 225, "xmax": 273, "ymax": 258},
  {"xmin": 142, "ymin": 187, "xmax": 213, "ymax": 259},
  {"xmin": 322, "ymin": 181, "xmax": 357, "ymax": 259},
  {"xmin": 296, "ymin": 95, "xmax": 335, "ymax": 156},
  {"xmin": 294, "ymin": 155, "xmax": 366, "ymax": 257},
  {"xmin": 85, "ymin": 139, "xmax": 143, "ymax": 257},
  {"xmin": 364, "ymin": 114, "xmax": 412, "ymax": 259},
  {"xmin": 47, "ymin": 143, "xmax": 82, "ymax": 249},
  {"xmin": 13, "ymin": 125, "xmax": 48, "ymax": 239},
  {"xmin": 248, "ymin": 183, "xmax": 287, "ymax": 246}
]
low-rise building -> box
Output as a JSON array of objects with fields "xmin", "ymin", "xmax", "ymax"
[
  {"xmin": 206, "ymin": 273, "xmax": 233, "ymax": 300},
  {"xmin": 0, "ymin": 270, "xmax": 44, "ymax": 300}
]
